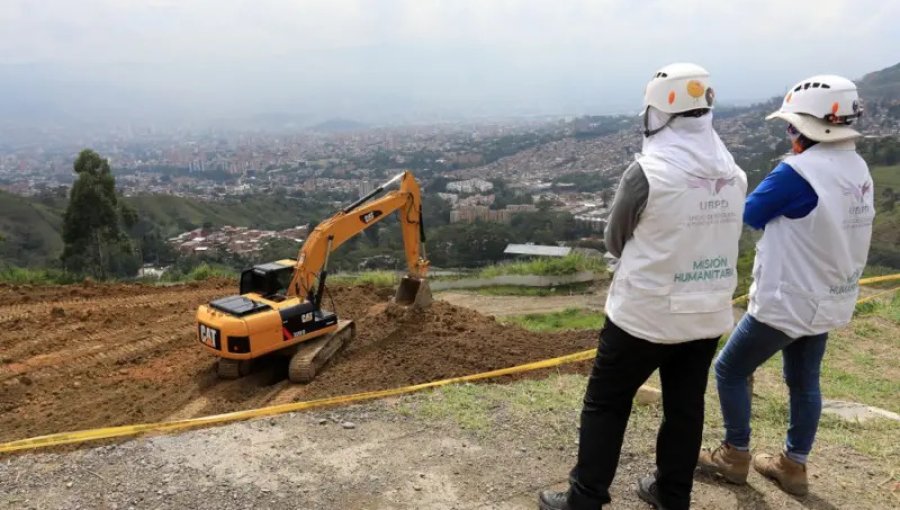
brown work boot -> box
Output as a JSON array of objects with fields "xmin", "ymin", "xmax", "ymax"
[
  {"xmin": 753, "ymin": 451, "xmax": 809, "ymax": 496},
  {"xmin": 697, "ymin": 442, "xmax": 751, "ymax": 484}
]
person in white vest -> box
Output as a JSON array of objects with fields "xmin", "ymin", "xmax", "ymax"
[
  {"xmin": 698, "ymin": 75, "xmax": 874, "ymax": 497},
  {"xmin": 538, "ymin": 63, "xmax": 747, "ymax": 510}
]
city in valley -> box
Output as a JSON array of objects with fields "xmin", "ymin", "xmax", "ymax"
[{"xmin": 2, "ymin": 94, "xmax": 897, "ymax": 266}]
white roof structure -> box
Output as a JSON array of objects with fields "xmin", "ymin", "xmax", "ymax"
[{"xmin": 504, "ymin": 244, "xmax": 571, "ymax": 257}]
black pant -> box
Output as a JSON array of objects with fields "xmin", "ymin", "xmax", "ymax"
[{"xmin": 567, "ymin": 318, "xmax": 719, "ymax": 510}]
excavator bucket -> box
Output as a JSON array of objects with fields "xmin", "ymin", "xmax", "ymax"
[{"xmin": 394, "ymin": 275, "xmax": 433, "ymax": 308}]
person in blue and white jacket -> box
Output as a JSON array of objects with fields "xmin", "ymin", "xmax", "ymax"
[{"xmin": 699, "ymin": 75, "xmax": 875, "ymax": 497}]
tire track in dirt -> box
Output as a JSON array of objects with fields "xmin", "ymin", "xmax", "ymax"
[
  {"xmin": 0, "ymin": 331, "xmax": 187, "ymax": 382},
  {"xmin": 0, "ymin": 290, "xmax": 220, "ymax": 364},
  {"xmin": 0, "ymin": 287, "xmax": 225, "ymax": 325}
]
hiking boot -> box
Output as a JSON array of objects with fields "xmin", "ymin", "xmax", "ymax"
[
  {"xmin": 537, "ymin": 490, "xmax": 570, "ymax": 510},
  {"xmin": 697, "ymin": 442, "xmax": 751, "ymax": 484},
  {"xmin": 636, "ymin": 473, "xmax": 670, "ymax": 510},
  {"xmin": 753, "ymin": 451, "xmax": 809, "ymax": 496}
]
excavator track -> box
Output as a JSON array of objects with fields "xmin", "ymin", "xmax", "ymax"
[
  {"xmin": 217, "ymin": 358, "xmax": 253, "ymax": 379},
  {"xmin": 288, "ymin": 320, "xmax": 356, "ymax": 383}
]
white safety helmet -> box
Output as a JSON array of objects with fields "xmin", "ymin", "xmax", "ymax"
[
  {"xmin": 643, "ymin": 63, "xmax": 716, "ymax": 115},
  {"xmin": 767, "ymin": 74, "xmax": 862, "ymax": 142}
]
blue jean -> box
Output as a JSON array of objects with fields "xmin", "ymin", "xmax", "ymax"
[{"xmin": 714, "ymin": 313, "xmax": 828, "ymax": 463}]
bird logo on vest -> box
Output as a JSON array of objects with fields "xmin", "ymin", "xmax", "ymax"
[
  {"xmin": 687, "ymin": 176, "xmax": 736, "ymax": 196},
  {"xmin": 841, "ymin": 182, "xmax": 871, "ymax": 204}
]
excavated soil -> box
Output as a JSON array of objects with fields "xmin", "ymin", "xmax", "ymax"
[{"xmin": 0, "ymin": 280, "xmax": 595, "ymax": 444}]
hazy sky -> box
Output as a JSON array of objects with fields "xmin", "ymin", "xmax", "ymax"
[{"xmin": 2, "ymin": 0, "xmax": 898, "ymax": 126}]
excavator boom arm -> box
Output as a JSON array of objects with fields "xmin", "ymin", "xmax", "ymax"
[{"xmin": 286, "ymin": 171, "xmax": 429, "ymax": 300}]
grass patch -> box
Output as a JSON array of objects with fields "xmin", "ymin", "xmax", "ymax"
[
  {"xmin": 329, "ymin": 270, "xmax": 398, "ymax": 287},
  {"xmin": 0, "ymin": 266, "xmax": 79, "ymax": 285},
  {"xmin": 402, "ymin": 374, "xmax": 589, "ymax": 447},
  {"xmin": 870, "ymin": 164, "xmax": 900, "ymax": 190},
  {"xmin": 161, "ymin": 263, "xmax": 235, "ymax": 282},
  {"xmin": 477, "ymin": 253, "xmax": 606, "ymax": 278},
  {"xmin": 503, "ymin": 308, "xmax": 604, "ymax": 332},
  {"xmin": 878, "ymin": 290, "xmax": 900, "ymax": 323},
  {"xmin": 472, "ymin": 282, "xmax": 594, "ymax": 296},
  {"xmin": 819, "ymin": 361, "xmax": 898, "ymax": 413},
  {"xmin": 411, "ymin": 383, "xmax": 495, "ymax": 433}
]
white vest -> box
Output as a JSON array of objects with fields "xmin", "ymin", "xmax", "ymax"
[
  {"xmin": 749, "ymin": 142, "xmax": 874, "ymax": 338},
  {"xmin": 606, "ymin": 154, "xmax": 747, "ymax": 344}
]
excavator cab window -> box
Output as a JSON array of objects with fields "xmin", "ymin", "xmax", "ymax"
[{"xmin": 239, "ymin": 263, "xmax": 294, "ymax": 301}]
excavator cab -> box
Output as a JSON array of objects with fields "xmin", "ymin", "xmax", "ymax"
[{"xmin": 238, "ymin": 260, "xmax": 294, "ymax": 301}]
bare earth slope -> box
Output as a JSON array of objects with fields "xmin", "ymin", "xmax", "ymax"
[{"xmin": 0, "ymin": 280, "xmax": 594, "ymax": 443}]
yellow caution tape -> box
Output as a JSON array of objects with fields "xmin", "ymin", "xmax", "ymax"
[
  {"xmin": 732, "ymin": 294, "xmax": 749, "ymax": 305},
  {"xmin": 859, "ymin": 274, "xmax": 900, "ymax": 285},
  {"xmin": 856, "ymin": 285, "xmax": 900, "ymax": 305},
  {"xmin": 2, "ymin": 272, "xmax": 899, "ymax": 455}
]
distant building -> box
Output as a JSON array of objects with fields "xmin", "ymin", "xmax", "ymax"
[
  {"xmin": 457, "ymin": 193, "xmax": 495, "ymax": 207},
  {"xmin": 169, "ymin": 224, "xmax": 309, "ymax": 256},
  {"xmin": 503, "ymin": 244, "xmax": 572, "ymax": 258},
  {"xmin": 447, "ymin": 178, "xmax": 494, "ymax": 194},
  {"xmin": 358, "ymin": 180, "xmax": 375, "ymax": 198},
  {"xmin": 450, "ymin": 206, "xmax": 510, "ymax": 224},
  {"xmin": 574, "ymin": 208, "xmax": 609, "ymax": 232},
  {"xmin": 506, "ymin": 204, "xmax": 537, "ymax": 214},
  {"xmin": 437, "ymin": 192, "xmax": 459, "ymax": 205},
  {"xmin": 449, "ymin": 203, "xmax": 537, "ymax": 224}
]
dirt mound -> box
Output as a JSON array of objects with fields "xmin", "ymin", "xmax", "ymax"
[
  {"xmin": 0, "ymin": 280, "xmax": 595, "ymax": 445},
  {"xmin": 326, "ymin": 283, "xmax": 396, "ymax": 320},
  {"xmin": 287, "ymin": 301, "xmax": 595, "ymax": 399}
]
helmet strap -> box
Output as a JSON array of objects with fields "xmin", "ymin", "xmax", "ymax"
[{"xmin": 642, "ymin": 107, "xmax": 675, "ymax": 137}]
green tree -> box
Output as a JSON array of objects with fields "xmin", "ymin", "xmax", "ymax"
[
  {"xmin": 490, "ymin": 179, "xmax": 533, "ymax": 210},
  {"xmin": 427, "ymin": 222, "xmax": 512, "ymax": 267},
  {"xmin": 258, "ymin": 238, "xmax": 302, "ymax": 262},
  {"xmin": 61, "ymin": 149, "xmax": 139, "ymax": 278}
]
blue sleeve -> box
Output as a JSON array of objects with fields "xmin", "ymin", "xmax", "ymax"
[{"xmin": 744, "ymin": 162, "xmax": 818, "ymax": 230}]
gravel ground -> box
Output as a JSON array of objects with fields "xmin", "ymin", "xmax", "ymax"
[{"xmin": 0, "ymin": 401, "xmax": 579, "ymax": 510}]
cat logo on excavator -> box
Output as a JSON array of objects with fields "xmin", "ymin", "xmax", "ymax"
[
  {"xmin": 360, "ymin": 210, "xmax": 382, "ymax": 224},
  {"xmin": 198, "ymin": 324, "xmax": 219, "ymax": 349}
]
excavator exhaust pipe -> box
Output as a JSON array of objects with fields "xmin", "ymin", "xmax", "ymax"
[{"xmin": 394, "ymin": 275, "xmax": 433, "ymax": 308}]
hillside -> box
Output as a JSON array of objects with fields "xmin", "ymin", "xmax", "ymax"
[
  {"xmin": 858, "ymin": 61, "xmax": 900, "ymax": 100},
  {"xmin": 0, "ymin": 191, "xmax": 65, "ymax": 267},
  {"xmin": 0, "ymin": 192, "xmax": 336, "ymax": 268},
  {"xmin": 126, "ymin": 194, "xmax": 326, "ymax": 235},
  {"xmin": 870, "ymin": 164, "xmax": 900, "ymax": 267}
]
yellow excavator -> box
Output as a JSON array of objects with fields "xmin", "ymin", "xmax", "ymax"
[{"xmin": 196, "ymin": 171, "xmax": 431, "ymax": 382}]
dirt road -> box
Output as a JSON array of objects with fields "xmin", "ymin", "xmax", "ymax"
[
  {"xmin": 0, "ymin": 280, "xmax": 595, "ymax": 443},
  {"xmin": 437, "ymin": 290, "xmax": 604, "ymax": 317}
]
